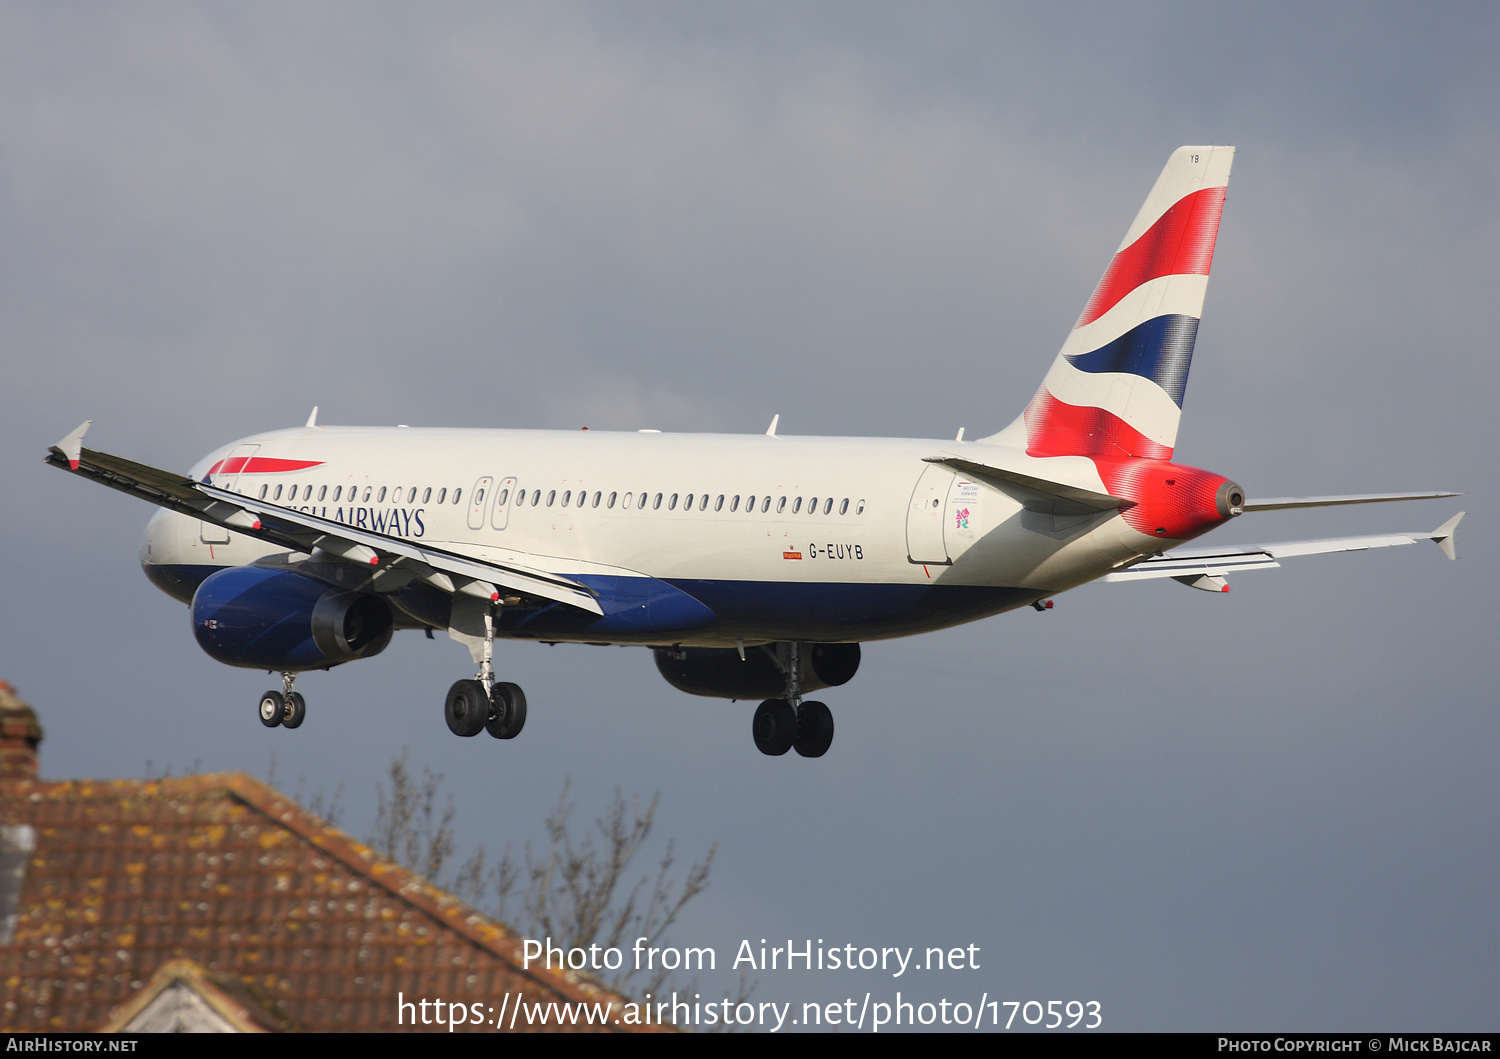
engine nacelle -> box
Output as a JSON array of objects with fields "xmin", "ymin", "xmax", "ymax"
[
  {"xmin": 654, "ymin": 642, "xmax": 860, "ymax": 700},
  {"xmin": 192, "ymin": 566, "xmax": 393, "ymax": 670}
]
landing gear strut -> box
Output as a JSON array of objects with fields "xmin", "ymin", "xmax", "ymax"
[
  {"xmin": 752, "ymin": 641, "xmax": 835, "ymax": 758},
  {"xmin": 259, "ymin": 672, "xmax": 306, "ymax": 730},
  {"xmin": 445, "ymin": 603, "xmax": 528, "ymax": 740}
]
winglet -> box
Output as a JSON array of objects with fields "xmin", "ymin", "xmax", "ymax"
[
  {"xmin": 1431, "ymin": 512, "xmax": 1464, "ymax": 560},
  {"xmin": 305, "ymin": 406, "xmax": 319, "ymax": 428},
  {"xmin": 51, "ymin": 420, "xmax": 92, "ymax": 470},
  {"xmin": 766, "ymin": 414, "xmax": 779, "ymax": 438}
]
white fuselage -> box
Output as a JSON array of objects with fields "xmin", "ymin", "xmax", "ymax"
[{"xmin": 143, "ymin": 425, "xmax": 1166, "ymax": 646}]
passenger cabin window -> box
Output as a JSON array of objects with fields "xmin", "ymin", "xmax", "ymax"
[
  {"xmin": 792, "ymin": 497, "xmax": 802, "ymax": 514},
  {"xmin": 408, "ymin": 487, "xmax": 417, "ymax": 503},
  {"xmin": 547, "ymin": 490, "xmax": 556, "ymax": 507},
  {"xmin": 437, "ymin": 488, "xmax": 446, "ymax": 503},
  {"xmin": 840, "ymin": 498, "xmax": 850, "ymax": 515},
  {"xmin": 731, "ymin": 495, "xmax": 740, "ymax": 512},
  {"xmin": 516, "ymin": 489, "xmax": 526, "ymax": 507},
  {"xmin": 453, "ymin": 489, "xmax": 461, "ymax": 504},
  {"xmin": 777, "ymin": 497, "xmax": 787, "ymax": 513},
  {"xmin": 668, "ymin": 494, "xmax": 678, "ymax": 510},
  {"xmin": 593, "ymin": 491, "xmax": 602, "ymax": 508},
  {"xmin": 715, "ymin": 494, "xmax": 724, "ymax": 511},
  {"xmin": 620, "ymin": 492, "xmax": 630, "ymax": 509},
  {"xmin": 475, "ymin": 488, "xmax": 485, "ymax": 506},
  {"xmin": 362, "ymin": 487, "xmax": 373, "ymax": 502},
  {"xmin": 318, "ymin": 485, "xmax": 327, "ymax": 501},
  {"xmin": 608, "ymin": 491, "xmax": 617, "ymax": 509},
  {"xmin": 260, "ymin": 484, "xmax": 268, "ymax": 499},
  {"xmin": 761, "ymin": 496, "xmax": 772, "ymax": 513},
  {"xmin": 274, "ymin": 485, "xmax": 283, "ymax": 500},
  {"xmin": 497, "ymin": 489, "xmax": 509, "ymax": 506},
  {"xmin": 377, "ymin": 487, "xmax": 387, "ymax": 502},
  {"xmin": 562, "ymin": 490, "xmax": 571, "ymax": 506},
  {"xmin": 823, "ymin": 497, "xmax": 833, "ymax": 515},
  {"xmin": 653, "ymin": 493, "xmax": 663, "ymax": 510},
  {"xmin": 857, "ymin": 499, "xmax": 865, "ymax": 515},
  {"xmin": 423, "ymin": 487, "xmax": 432, "ymax": 503}
]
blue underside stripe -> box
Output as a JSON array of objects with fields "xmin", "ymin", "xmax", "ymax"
[
  {"xmin": 1064, "ymin": 313, "xmax": 1199, "ymax": 407},
  {"xmin": 153, "ymin": 564, "xmax": 1038, "ymax": 644}
]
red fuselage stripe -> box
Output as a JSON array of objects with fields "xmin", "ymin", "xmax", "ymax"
[{"xmin": 206, "ymin": 457, "xmax": 325, "ymax": 477}]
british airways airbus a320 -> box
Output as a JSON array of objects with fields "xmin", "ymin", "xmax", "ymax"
[{"xmin": 48, "ymin": 146, "xmax": 1462, "ymax": 758}]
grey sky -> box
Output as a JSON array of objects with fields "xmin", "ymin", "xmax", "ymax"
[{"xmin": 2, "ymin": 3, "xmax": 1496, "ymax": 1030}]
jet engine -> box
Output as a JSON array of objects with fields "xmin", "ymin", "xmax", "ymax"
[
  {"xmin": 654, "ymin": 642, "xmax": 860, "ymax": 699},
  {"xmin": 191, "ymin": 565, "xmax": 393, "ymax": 670}
]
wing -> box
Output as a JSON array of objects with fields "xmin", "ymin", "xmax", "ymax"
[
  {"xmin": 1103, "ymin": 513, "xmax": 1464, "ymax": 592},
  {"xmin": 44, "ymin": 423, "xmax": 603, "ymax": 615}
]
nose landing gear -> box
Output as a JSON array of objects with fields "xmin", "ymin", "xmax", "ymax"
[{"xmin": 258, "ymin": 672, "xmax": 306, "ymax": 729}]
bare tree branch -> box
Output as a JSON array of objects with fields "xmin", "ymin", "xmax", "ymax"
[{"xmin": 369, "ymin": 757, "xmax": 720, "ymax": 1003}]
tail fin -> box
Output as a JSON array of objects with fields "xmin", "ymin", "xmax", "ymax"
[{"xmin": 985, "ymin": 146, "xmax": 1234, "ymax": 459}]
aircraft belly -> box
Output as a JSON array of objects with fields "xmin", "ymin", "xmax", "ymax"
[{"xmin": 493, "ymin": 577, "xmax": 1037, "ymax": 643}]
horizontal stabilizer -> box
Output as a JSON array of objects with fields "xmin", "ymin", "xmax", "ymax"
[
  {"xmin": 1242, "ymin": 491, "xmax": 1461, "ymax": 512},
  {"xmin": 924, "ymin": 456, "xmax": 1132, "ymax": 516}
]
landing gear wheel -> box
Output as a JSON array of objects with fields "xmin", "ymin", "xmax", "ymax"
[
  {"xmin": 445, "ymin": 680, "xmax": 489, "ymax": 737},
  {"xmin": 281, "ymin": 692, "xmax": 307, "ymax": 730},
  {"xmin": 259, "ymin": 691, "xmax": 284, "ymax": 728},
  {"xmin": 793, "ymin": 700, "xmax": 834, "ymax": 758},
  {"xmin": 753, "ymin": 699, "xmax": 796, "ymax": 756},
  {"xmin": 486, "ymin": 683, "xmax": 528, "ymax": 739}
]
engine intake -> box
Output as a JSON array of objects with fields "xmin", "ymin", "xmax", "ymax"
[{"xmin": 192, "ymin": 566, "xmax": 393, "ymax": 670}]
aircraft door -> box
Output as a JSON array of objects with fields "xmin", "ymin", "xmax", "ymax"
[
  {"xmin": 491, "ymin": 476, "xmax": 518, "ymax": 530},
  {"xmin": 906, "ymin": 464, "xmax": 953, "ymax": 565},
  {"xmin": 201, "ymin": 443, "xmax": 258, "ymax": 544},
  {"xmin": 467, "ymin": 476, "xmax": 494, "ymax": 531}
]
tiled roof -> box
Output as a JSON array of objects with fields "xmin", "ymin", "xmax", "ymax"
[{"xmin": 0, "ymin": 771, "xmax": 646, "ymax": 1032}]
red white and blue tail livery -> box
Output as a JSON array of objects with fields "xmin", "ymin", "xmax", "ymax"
[
  {"xmin": 995, "ymin": 144, "xmax": 1232, "ymax": 461},
  {"xmin": 45, "ymin": 146, "xmax": 1463, "ymax": 758}
]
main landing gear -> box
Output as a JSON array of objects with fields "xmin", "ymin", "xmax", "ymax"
[
  {"xmin": 258, "ymin": 672, "xmax": 306, "ymax": 730},
  {"xmin": 752, "ymin": 642, "xmax": 835, "ymax": 759},
  {"xmin": 444, "ymin": 602, "xmax": 528, "ymax": 740}
]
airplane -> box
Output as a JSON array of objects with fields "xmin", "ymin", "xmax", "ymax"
[{"xmin": 45, "ymin": 145, "xmax": 1464, "ymax": 759}]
